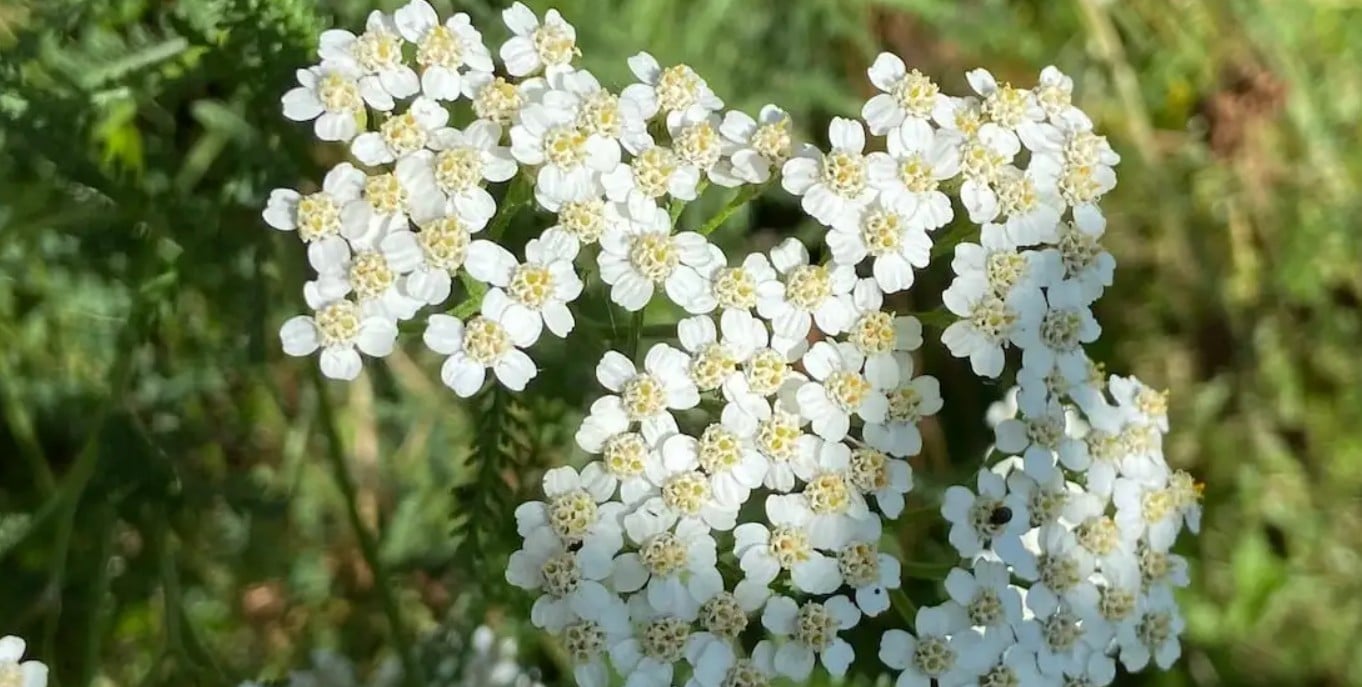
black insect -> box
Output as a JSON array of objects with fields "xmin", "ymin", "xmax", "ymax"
[{"xmin": 988, "ymin": 506, "xmax": 1013, "ymax": 527}]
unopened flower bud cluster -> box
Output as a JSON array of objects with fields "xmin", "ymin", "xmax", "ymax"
[{"xmin": 267, "ymin": 3, "xmax": 1203, "ymax": 686}]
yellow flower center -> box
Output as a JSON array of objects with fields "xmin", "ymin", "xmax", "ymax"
[
  {"xmin": 602, "ymin": 432, "xmax": 648, "ymax": 477},
  {"xmin": 316, "ymin": 301, "xmax": 362, "ymax": 346},
  {"xmin": 712, "ymin": 267, "xmax": 758, "ymax": 310},
  {"xmin": 379, "ymin": 112, "xmax": 428, "ymax": 157},
  {"xmin": 631, "ymin": 147, "xmax": 680, "ymax": 198},
  {"xmin": 435, "ymin": 147, "xmax": 485, "ymax": 192},
  {"xmin": 751, "ymin": 118, "xmax": 792, "ymax": 163},
  {"xmin": 547, "ymin": 489, "xmax": 598, "ymax": 543},
  {"xmin": 576, "ymin": 91, "xmax": 622, "ymax": 138},
  {"xmin": 743, "ymin": 349, "xmax": 790, "ymax": 397},
  {"xmin": 701, "ymin": 592, "xmax": 749, "ymax": 638},
  {"xmin": 540, "ymin": 551, "xmax": 581, "ymax": 596},
  {"xmin": 794, "ymin": 603, "xmax": 838, "ymax": 651},
  {"xmin": 640, "ymin": 617, "xmax": 690, "ymax": 662},
  {"xmin": 698, "ymin": 424, "xmax": 742, "ymax": 473},
  {"xmin": 820, "ymin": 150, "xmax": 868, "ymax": 197},
  {"xmin": 416, "ymin": 25, "xmax": 464, "ymax": 69},
  {"xmin": 825, "ymin": 370, "xmax": 871, "ymax": 412},
  {"xmin": 348, "ymin": 251, "xmax": 395, "ymax": 300},
  {"xmin": 893, "ymin": 69, "xmax": 940, "ymax": 119},
  {"xmin": 508, "ymin": 264, "xmax": 555, "ymax": 309},
  {"xmin": 675, "ymin": 120, "xmax": 722, "ymax": 169},
  {"xmin": 756, "ymin": 411, "xmax": 802, "ymax": 462},
  {"xmin": 899, "ymin": 153, "xmax": 939, "ymax": 193},
  {"xmin": 318, "ymin": 72, "xmax": 362, "ymax": 113},
  {"xmin": 544, "ymin": 125, "xmax": 590, "ymax": 169},
  {"xmin": 462, "ymin": 316, "xmax": 512, "ymax": 365},
  {"xmin": 860, "ymin": 207, "xmax": 905, "ymax": 256},
  {"xmin": 768, "ymin": 526, "xmax": 811, "ymax": 568},
  {"xmin": 656, "ymin": 64, "xmax": 702, "ymax": 113},
  {"xmin": 558, "ymin": 198, "xmax": 606, "ymax": 243},
  {"xmin": 627, "ymin": 233, "xmax": 678, "ymax": 282},
  {"xmin": 364, "ymin": 173, "xmax": 407, "ymax": 215},
  {"xmin": 417, "ymin": 217, "xmax": 470, "ymax": 271},
  {"xmin": 354, "ymin": 30, "xmax": 403, "ymax": 72},
  {"xmin": 849, "ymin": 448, "xmax": 891, "ymax": 492},
  {"xmin": 562, "ymin": 621, "xmax": 606, "ymax": 664},
  {"xmin": 296, "ymin": 193, "xmax": 342, "ymax": 242},
  {"xmin": 850, "ymin": 311, "xmax": 898, "ymax": 355},
  {"xmin": 473, "ymin": 77, "xmax": 523, "ymax": 123},
  {"xmin": 982, "ymin": 83, "xmax": 1029, "ymax": 129},
  {"xmin": 913, "ymin": 635, "xmax": 957, "ymax": 677},
  {"xmin": 805, "ymin": 473, "xmax": 853, "ymax": 514},
  {"xmin": 622, "ymin": 374, "xmax": 667, "ymax": 420},
  {"xmin": 837, "ymin": 541, "xmax": 880, "ymax": 586},
  {"xmin": 640, "ymin": 532, "xmax": 689, "ymax": 577},
  {"xmin": 532, "ymin": 24, "xmax": 578, "ymax": 67},
  {"xmin": 969, "ymin": 296, "xmax": 1018, "ymax": 343},
  {"xmin": 785, "ymin": 265, "xmax": 832, "ymax": 311},
  {"xmin": 690, "ymin": 344, "xmax": 736, "ymax": 391},
  {"xmin": 661, "ymin": 470, "xmax": 711, "ymax": 515}
]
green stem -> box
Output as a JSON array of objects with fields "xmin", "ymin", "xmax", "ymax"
[
  {"xmin": 891, "ymin": 588, "xmax": 919, "ymax": 624},
  {"xmin": 697, "ymin": 184, "xmax": 763, "ymax": 236},
  {"xmin": 929, "ymin": 221, "xmax": 979, "ymax": 260},
  {"xmin": 78, "ymin": 505, "xmax": 117, "ymax": 687},
  {"xmin": 670, "ymin": 180, "xmax": 709, "ymax": 225},
  {"xmin": 311, "ymin": 370, "xmax": 425, "ymax": 687},
  {"xmin": 629, "ymin": 308, "xmax": 646, "ymax": 358},
  {"xmin": 0, "ymin": 370, "xmax": 54, "ymax": 494},
  {"xmin": 487, "ymin": 174, "xmax": 533, "ymax": 242},
  {"xmin": 913, "ymin": 307, "xmax": 955, "ymax": 331}
]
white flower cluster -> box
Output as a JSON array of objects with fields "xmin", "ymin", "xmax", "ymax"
[
  {"xmin": 0, "ymin": 635, "xmax": 47, "ymax": 687},
  {"xmin": 267, "ymin": 3, "xmax": 1203, "ymax": 686}
]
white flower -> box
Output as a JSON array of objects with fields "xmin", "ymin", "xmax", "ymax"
[
  {"xmin": 954, "ymin": 123, "xmax": 1021, "ymax": 224},
  {"xmin": 1015, "ymin": 601, "xmax": 1100, "ymax": 678},
  {"xmin": 465, "ymin": 232, "xmax": 583, "ymax": 341},
  {"xmin": 514, "ymin": 463, "xmax": 624, "ymax": 552},
  {"xmin": 711, "ymin": 105, "xmax": 793, "ymax": 186},
  {"xmin": 668, "ymin": 106, "xmax": 727, "ymax": 183},
  {"xmin": 944, "ymin": 561, "xmax": 1024, "ymax": 658},
  {"xmin": 624, "ymin": 434, "xmax": 741, "ymax": 533},
  {"xmin": 973, "ymin": 646, "xmax": 1046, "ymax": 687},
  {"xmin": 676, "ymin": 310, "xmax": 766, "ymax": 393},
  {"xmin": 1042, "ymin": 206, "xmax": 1115, "ymax": 302},
  {"xmin": 672, "ymin": 418, "xmax": 769, "ymax": 508},
  {"xmin": 499, "ymin": 2, "xmax": 578, "ymax": 77},
  {"xmin": 506, "ymin": 526, "xmax": 618, "ymax": 632},
  {"xmin": 264, "ymin": 163, "xmax": 367, "ymax": 243},
  {"xmin": 1034, "ymin": 66, "xmax": 1078, "ymax": 121},
  {"xmin": 613, "ymin": 518, "xmax": 723, "ymax": 618},
  {"xmin": 281, "ymin": 62, "xmax": 366, "ymax": 141},
  {"xmin": 718, "ymin": 400, "xmax": 809, "ymax": 493},
  {"xmin": 393, "ymin": 2, "xmax": 493, "ymax": 101},
  {"xmin": 598, "ymin": 197, "xmax": 720, "ymax": 313},
  {"xmin": 844, "ymin": 280, "xmax": 922, "ymax": 380},
  {"xmin": 700, "ymin": 252, "xmax": 774, "ymax": 319},
  {"xmin": 827, "ymin": 200, "xmax": 931, "ymax": 293},
  {"xmin": 781, "ymin": 117, "xmax": 877, "ymax": 226},
  {"xmin": 1031, "ymin": 109, "xmax": 1121, "ymax": 209},
  {"xmin": 951, "ymin": 223, "xmax": 1061, "ymax": 298},
  {"xmin": 990, "ymin": 164, "xmax": 1064, "ymax": 246},
  {"xmin": 341, "ymin": 171, "xmax": 433, "ymax": 250},
  {"xmin": 511, "ymin": 103, "xmax": 621, "ymax": 212},
  {"xmin": 1013, "ymin": 525, "xmax": 1100, "ymax": 622},
  {"xmin": 866, "ymin": 118, "xmax": 961, "ymax": 232},
  {"xmin": 1060, "ymin": 648, "xmax": 1118, "ymax": 687},
  {"xmin": 1137, "ymin": 543, "xmax": 1191, "ymax": 591},
  {"xmin": 846, "ymin": 446, "xmax": 914, "ymax": 518},
  {"xmin": 463, "ymin": 72, "xmax": 544, "ymax": 125},
  {"xmin": 683, "ymin": 587, "xmax": 772, "ymax": 684},
  {"xmin": 350, "ymin": 96, "xmax": 448, "ymax": 165},
  {"xmin": 879, "ymin": 604, "xmax": 984, "ymax": 687},
  {"xmin": 941, "ymin": 274, "xmax": 1043, "ymax": 378},
  {"xmin": 827, "ymin": 520, "xmax": 902, "ymax": 616},
  {"xmin": 1112, "ymin": 475, "xmax": 1182, "ymax": 551},
  {"xmin": 787, "ymin": 442, "xmax": 874, "ymax": 548},
  {"xmin": 306, "ymin": 235, "xmax": 422, "ymax": 321},
  {"xmin": 794, "ymin": 341, "xmax": 891, "ymax": 441},
  {"xmin": 318, "ymin": 11, "xmax": 420, "ymax": 111},
  {"xmin": 862, "ymin": 53, "xmax": 945, "ymax": 135},
  {"xmin": 589, "ymin": 344, "xmax": 700, "ymax": 439},
  {"xmin": 601, "ymin": 142, "xmax": 702, "ymax": 207},
  {"xmin": 621, "ymin": 52, "xmax": 722, "ymax": 128},
  {"xmin": 761, "ymin": 595, "xmax": 860, "ymax": 680},
  {"xmin": 732, "ymin": 494, "xmax": 836, "ymax": 592},
  {"xmin": 994, "ymin": 402, "xmax": 1089, "ymax": 482},
  {"xmin": 423, "ymin": 291, "xmax": 539, "ymax": 396},
  {"xmin": 547, "ymin": 68, "xmax": 652, "ymax": 154},
  {"xmin": 966, "ymin": 68, "xmax": 1058, "ymax": 153},
  {"xmin": 543, "ymin": 197, "xmax": 609, "ymax": 252},
  {"xmin": 941, "ymin": 468, "xmax": 1030, "ymax": 558},
  {"xmin": 280, "ymin": 293, "xmax": 397, "ymax": 381},
  {"xmin": 755, "ymin": 237, "xmax": 856, "ymax": 345},
  {"xmin": 558, "ymin": 597, "xmax": 632, "ymax": 687},
  {"xmin": 1078, "ymin": 557, "xmax": 1143, "ymax": 648},
  {"xmin": 1014, "ymin": 281, "xmax": 1101, "ymax": 394},
  {"xmin": 610, "ymin": 599, "xmax": 699, "ymax": 687},
  {"xmin": 379, "ymin": 213, "xmax": 480, "ymax": 307},
  {"xmin": 689, "ymin": 641, "xmax": 778, "ymax": 687},
  {"xmin": 0, "ymin": 636, "xmax": 47, "ymax": 687},
  {"xmin": 394, "ymin": 119, "xmax": 517, "ymax": 226},
  {"xmin": 864, "ymin": 352, "xmax": 942, "ymax": 459},
  {"xmin": 1108, "ymin": 374, "xmax": 1170, "ymax": 433}
]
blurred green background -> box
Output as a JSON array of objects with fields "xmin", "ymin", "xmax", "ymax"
[{"xmin": 2, "ymin": 0, "xmax": 1361, "ymax": 685}]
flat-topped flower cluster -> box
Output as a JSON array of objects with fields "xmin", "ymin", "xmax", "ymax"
[{"xmin": 268, "ymin": 3, "xmax": 1203, "ymax": 686}]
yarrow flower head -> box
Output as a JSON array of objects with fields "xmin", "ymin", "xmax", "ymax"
[{"xmin": 270, "ymin": 10, "xmax": 1200, "ymax": 686}]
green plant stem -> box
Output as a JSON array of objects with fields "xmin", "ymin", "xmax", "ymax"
[
  {"xmin": 78, "ymin": 505, "xmax": 117, "ymax": 687},
  {"xmin": 0, "ymin": 370, "xmax": 54, "ymax": 494},
  {"xmin": 929, "ymin": 221, "xmax": 979, "ymax": 260},
  {"xmin": 891, "ymin": 588, "xmax": 918, "ymax": 624},
  {"xmin": 697, "ymin": 184, "xmax": 762, "ymax": 236},
  {"xmin": 671, "ymin": 180, "xmax": 709, "ymax": 225},
  {"xmin": 311, "ymin": 370, "xmax": 425, "ymax": 687},
  {"xmin": 155, "ymin": 517, "xmax": 226, "ymax": 681},
  {"xmin": 629, "ymin": 308, "xmax": 646, "ymax": 358},
  {"xmin": 488, "ymin": 174, "xmax": 532, "ymax": 241}
]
